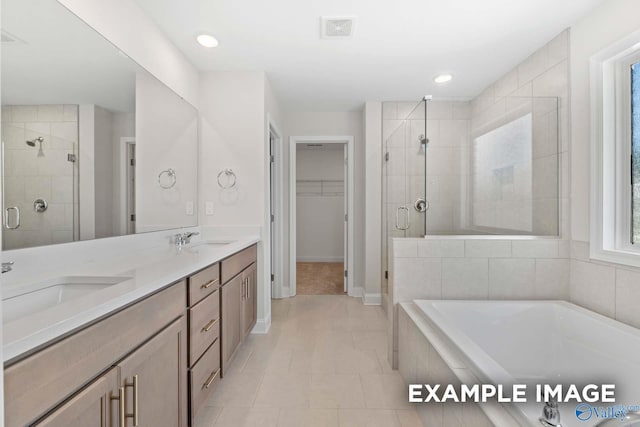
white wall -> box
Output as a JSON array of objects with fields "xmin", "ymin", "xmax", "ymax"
[
  {"xmin": 56, "ymin": 0, "xmax": 199, "ymax": 108},
  {"xmin": 199, "ymin": 71, "xmax": 266, "ymax": 227},
  {"xmin": 364, "ymin": 103, "xmax": 383, "ymax": 305},
  {"xmin": 198, "ymin": 71, "xmax": 282, "ymax": 330},
  {"xmin": 93, "ymin": 106, "xmax": 114, "ymax": 238},
  {"xmin": 284, "ymin": 111, "xmax": 365, "ymax": 295},
  {"xmin": 135, "ymin": 73, "xmax": 198, "ymax": 232},
  {"xmin": 296, "ymin": 147, "xmax": 345, "ymax": 262}
]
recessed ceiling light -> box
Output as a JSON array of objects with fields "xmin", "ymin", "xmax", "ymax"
[
  {"xmin": 434, "ymin": 74, "xmax": 453, "ymax": 84},
  {"xmin": 196, "ymin": 33, "xmax": 219, "ymax": 48}
]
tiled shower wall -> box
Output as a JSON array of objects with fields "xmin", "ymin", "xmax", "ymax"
[
  {"xmin": 382, "ymin": 100, "xmax": 471, "ymax": 237},
  {"xmin": 1, "ymin": 105, "xmax": 78, "ymax": 249}
]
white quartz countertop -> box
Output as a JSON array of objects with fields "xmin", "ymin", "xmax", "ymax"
[{"xmin": 2, "ymin": 235, "xmax": 259, "ymax": 363}]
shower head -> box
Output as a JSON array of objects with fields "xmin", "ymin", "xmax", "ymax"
[{"xmin": 26, "ymin": 136, "xmax": 43, "ymax": 147}]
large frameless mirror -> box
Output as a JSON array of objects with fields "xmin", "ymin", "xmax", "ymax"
[{"xmin": 1, "ymin": 0, "xmax": 198, "ymax": 250}]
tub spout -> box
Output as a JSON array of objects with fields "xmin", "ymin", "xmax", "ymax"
[{"xmin": 539, "ymin": 400, "xmax": 561, "ymax": 427}]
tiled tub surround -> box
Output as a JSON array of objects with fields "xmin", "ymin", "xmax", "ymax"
[
  {"xmin": 388, "ymin": 237, "xmax": 570, "ymax": 368},
  {"xmin": 397, "ymin": 303, "xmax": 518, "ymax": 427},
  {"xmin": 0, "ymin": 226, "xmax": 259, "ymax": 362},
  {"xmin": 1, "ymin": 105, "xmax": 79, "ymax": 249},
  {"xmin": 569, "ymin": 240, "xmax": 640, "ymax": 328}
]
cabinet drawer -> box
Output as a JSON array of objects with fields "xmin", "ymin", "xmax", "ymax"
[
  {"xmin": 189, "ymin": 340, "xmax": 220, "ymax": 422},
  {"xmin": 188, "ymin": 290, "xmax": 220, "ymax": 366},
  {"xmin": 221, "ymin": 244, "xmax": 257, "ymax": 284},
  {"xmin": 188, "ymin": 263, "xmax": 219, "ymax": 306}
]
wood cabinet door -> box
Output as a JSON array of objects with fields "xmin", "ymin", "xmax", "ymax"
[
  {"xmin": 117, "ymin": 317, "xmax": 187, "ymax": 427},
  {"xmin": 242, "ymin": 263, "xmax": 257, "ymax": 338},
  {"xmin": 33, "ymin": 368, "xmax": 118, "ymax": 427},
  {"xmin": 221, "ymin": 273, "xmax": 243, "ymax": 374}
]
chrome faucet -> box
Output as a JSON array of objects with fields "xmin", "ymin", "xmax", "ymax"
[
  {"xmin": 539, "ymin": 400, "xmax": 562, "ymax": 427},
  {"xmin": 174, "ymin": 231, "xmax": 200, "ymax": 247},
  {"xmin": 2, "ymin": 261, "xmax": 14, "ymax": 274}
]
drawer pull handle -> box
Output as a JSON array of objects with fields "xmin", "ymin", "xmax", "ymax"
[
  {"xmin": 111, "ymin": 386, "xmax": 126, "ymax": 427},
  {"xmin": 203, "ymin": 369, "xmax": 220, "ymax": 390},
  {"xmin": 201, "ymin": 278, "xmax": 219, "ymax": 290},
  {"xmin": 201, "ymin": 318, "xmax": 218, "ymax": 333},
  {"xmin": 124, "ymin": 375, "xmax": 140, "ymax": 426}
]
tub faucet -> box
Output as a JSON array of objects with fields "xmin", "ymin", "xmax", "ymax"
[
  {"xmin": 2, "ymin": 261, "xmax": 14, "ymax": 273},
  {"xmin": 539, "ymin": 400, "xmax": 562, "ymax": 427}
]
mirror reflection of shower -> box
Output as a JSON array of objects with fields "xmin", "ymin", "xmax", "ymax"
[{"xmin": 26, "ymin": 136, "xmax": 45, "ymax": 157}]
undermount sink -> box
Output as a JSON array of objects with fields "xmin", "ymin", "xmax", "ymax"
[
  {"xmin": 2, "ymin": 276, "xmax": 132, "ymax": 323},
  {"xmin": 194, "ymin": 240, "xmax": 236, "ymax": 247}
]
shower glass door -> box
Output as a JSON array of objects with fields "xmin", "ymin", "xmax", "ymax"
[{"xmin": 381, "ymin": 101, "xmax": 426, "ymax": 299}]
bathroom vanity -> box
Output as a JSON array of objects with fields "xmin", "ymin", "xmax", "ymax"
[{"xmin": 2, "ymin": 239, "xmax": 259, "ymax": 427}]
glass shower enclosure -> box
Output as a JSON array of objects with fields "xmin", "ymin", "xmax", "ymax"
[{"xmin": 381, "ymin": 95, "xmax": 560, "ymax": 295}]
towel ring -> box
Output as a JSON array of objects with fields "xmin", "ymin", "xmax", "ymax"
[
  {"xmin": 217, "ymin": 169, "xmax": 237, "ymax": 189},
  {"xmin": 158, "ymin": 168, "xmax": 177, "ymax": 189}
]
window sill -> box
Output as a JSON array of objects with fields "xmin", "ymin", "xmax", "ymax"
[{"xmin": 590, "ymin": 243, "xmax": 640, "ymax": 268}]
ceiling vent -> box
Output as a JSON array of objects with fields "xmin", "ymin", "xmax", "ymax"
[{"xmin": 320, "ymin": 16, "xmax": 356, "ymax": 39}]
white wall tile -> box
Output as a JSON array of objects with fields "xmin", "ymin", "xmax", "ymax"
[
  {"xmin": 535, "ymin": 259, "xmax": 569, "ymax": 299},
  {"xmin": 417, "ymin": 240, "xmax": 464, "ymax": 258},
  {"xmin": 511, "ymin": 240, "xmax": 559, "ymax": 258},
  {"xmin": 442, "ymin": 258, "xmax": 488, "ymax": 299},
  {"xmin": 382, "ymin": 103, "xmax": 398, "ymax": 120},
  {"xmin": 570, "ymin": 260, "xmax": 616, "ymax": 318},
  {"xmin": 12, "ymin": 105, "xmax": 38, "ymax": 122},
  {"xmin": 570, "ymin": 240, "xmax": 590, "ymax": 261},
  {"xmin": 615, "ymin": 269, "xmax": 640, "ymax": 329},
  {"xmin": 464, "ymin": 240, "xmax": 511, "ymax": 258},
  {"xmin": 393, "ymin": 258, "xmax": 441, "ymax": 302},
  {"xmin": 489, "ymin": 259, "xmax": 535, "ymax": 299},
  {"xmin": 393, "ymin": 239, "xmax": 418, "ymax": 258},
  {"xmin": 37, "ymin": 105, "xmax": 64, "ymax": 122}
]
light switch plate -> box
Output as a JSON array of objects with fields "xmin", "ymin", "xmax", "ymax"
[
  {"xmin": 205, "ymin": 201, "xmax": 214, "ymax": 216},
  {"xmin": 186, "ymin": 201, "xmax": 194, "ymax": 216}
]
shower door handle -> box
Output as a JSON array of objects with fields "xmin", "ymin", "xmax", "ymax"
[
  {"xmin": 395, "ymin": 206, "xmax": 410, "ymax": 231},
  {"xmin": 4, "ymin": 206, "xmax": 20, "ymax": 229}
]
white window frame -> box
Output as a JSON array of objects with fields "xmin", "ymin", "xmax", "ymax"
[{"xmin": 591, "ymin": 31, "xmax": 640, "ymax": 267}]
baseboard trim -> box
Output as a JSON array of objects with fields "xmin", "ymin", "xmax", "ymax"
[
  {"xmin": 362, "ymin": 292, "xmax": 382, "ymax": 306},
  {"xmin": 252, "ymin": 315, "xmax": 271, "ymax": 334},
  {"xmin": 348, "ymin": 286, "xmax": 364, "ymax": 298}
]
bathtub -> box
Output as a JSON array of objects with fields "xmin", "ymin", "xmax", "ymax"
[{"xmin": 405, "ymin": 300, "xmax": 640, "ymax": 427}]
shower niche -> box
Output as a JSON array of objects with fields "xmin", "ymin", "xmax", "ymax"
[{"xmin": 1, "ymin": 0, "xmax": 198, "ymax": 250}]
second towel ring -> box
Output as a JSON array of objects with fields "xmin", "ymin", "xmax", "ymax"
[
  {"xmin": 217, "ymin": 169, "xmax": 237, "ymax": 189},
  {"xmin": 158, "ymin": 168, "xmax": 177, "ymax": 189}
]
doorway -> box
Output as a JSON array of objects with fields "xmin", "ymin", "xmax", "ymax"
[{"xmin": 289, "ymin": 136, "xmax": 354, "ymax": 296}]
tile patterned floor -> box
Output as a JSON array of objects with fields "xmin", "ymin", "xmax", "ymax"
[
  {"xmin": 195, "ymin": 295, "xmax": 422, "ymax": 427},
  {"xmin": 296, "ymin": 263, "xmax": 345, "ymax": 295}
]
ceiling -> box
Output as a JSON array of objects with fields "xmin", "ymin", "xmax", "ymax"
[
  {"xmin": 135, "ymin": 0, "xmax": 604, "ymax": 112},
  {"xmin": 1, "ymin": 0, "xmax": 141, "ymax": 112}
]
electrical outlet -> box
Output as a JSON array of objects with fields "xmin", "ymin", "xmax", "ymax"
[
  {"xmin": 186, "ymin": 201, "xmax": 194, "ymax": 216},
  {"xmin": 205, "ymin": 201, "xmax": 214, "ymax": 216}
]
